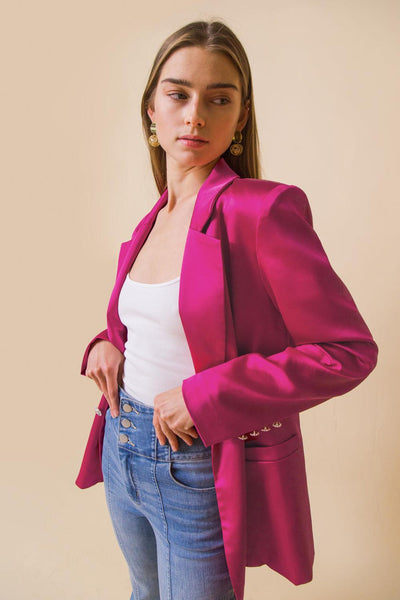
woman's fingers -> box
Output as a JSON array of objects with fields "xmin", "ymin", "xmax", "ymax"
[
  {"xmin": 153, "ymin": 415, "xmax": 198, "ymax": 450},
  {"xmin": 183, "ymin": 426, "xmax": 199, "ymax": 439},
  {"xmin": 85, "ymin": 340, "xmax": 124, "ymax": 417},
  {"xmin": 160, "ymin": 421, "xmax": 180, "ymax": 452},
  {"xmin": 153, "ymin": 414, "xmax": 167, "ymax": 446},
  {"xmin": 88, "ymin": 369, "xmax": 119, "ymax": 417},
  {"xmin": 155, "ymin": 417, "xmax": 181, "ymax": 452},
  {"xmin": 177, "ymin": 432, "xmax": 196, "ymax": 446},
  {"xmin": 105, "ymin": 373, "xmax": 120, "ymax": 417}
]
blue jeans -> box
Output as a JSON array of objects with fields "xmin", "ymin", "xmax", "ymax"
[{"xmin": 101, "ymin": 385, "xmax": 236, "ymax": 600}]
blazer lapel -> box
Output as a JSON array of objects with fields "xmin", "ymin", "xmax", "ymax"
[{"xmin": 107, "ymin": 157, "xmax": 240, "ymax": 371}]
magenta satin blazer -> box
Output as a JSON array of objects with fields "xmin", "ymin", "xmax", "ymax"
[{"xmin": 76, "ymin": 157, "xmax": 378, "ymax": 600}]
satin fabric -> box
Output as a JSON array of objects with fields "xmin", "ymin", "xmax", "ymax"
[{"xmin": 76, "ymin": 157, "xmax": 378, "ymax": 600}]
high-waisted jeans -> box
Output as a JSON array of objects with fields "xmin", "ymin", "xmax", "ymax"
[{"xmin": 101, "ymin": 385, "xmax": 236, "ymax": 600}]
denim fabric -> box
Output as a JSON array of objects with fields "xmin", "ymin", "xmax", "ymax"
[{"xmin": 101, "ymin": 385, "xmax": 236, "ymax": 600}]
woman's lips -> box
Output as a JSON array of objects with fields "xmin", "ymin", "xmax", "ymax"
[{"xmin": 178, "ymin": 137, "xmax": 209, "ymax": 148}]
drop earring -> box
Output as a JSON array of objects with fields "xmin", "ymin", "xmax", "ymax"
[
  {"xmin": 229, "ymin": 131, "xmax": 243, "ymax": 156},
  {"xmin": 149, "ymin": 122, "xmax": 159, "ymax": 147}
]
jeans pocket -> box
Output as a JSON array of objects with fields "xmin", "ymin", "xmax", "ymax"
[{"xmin": 168, "ymin": 454, "xmax": 216, "ymax": 492}]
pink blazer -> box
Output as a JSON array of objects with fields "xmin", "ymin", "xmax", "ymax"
[{"xmin": 76, "ymin": 157, "xmax": 378, "ymax": 600}]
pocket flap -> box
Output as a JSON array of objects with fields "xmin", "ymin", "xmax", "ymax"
[{"xmin": 245, "ymin": 434, "xmax": 299, "ymax": 462}]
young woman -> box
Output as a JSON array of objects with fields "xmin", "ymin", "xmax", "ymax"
[{"xmin": 76, "ymin": 20, "xmax": 378, "ymax": 600}]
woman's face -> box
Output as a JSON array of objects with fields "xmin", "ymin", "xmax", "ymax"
[{"xmin": 147, "ymin": 46, "xmax": 250, "ymax": 170}]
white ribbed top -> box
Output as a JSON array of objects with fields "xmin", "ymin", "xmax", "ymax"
[{"xmin": 117, "ymin": 272, "xmax": 196, "ymax": 406}]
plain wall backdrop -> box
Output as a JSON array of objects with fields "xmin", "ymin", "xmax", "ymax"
[{"xmin": 1, "ymin": 1, "xmax": 399, "ymax": 598}]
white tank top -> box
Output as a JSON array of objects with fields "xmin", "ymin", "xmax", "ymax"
[{"xmin": 117, "ymin": 272, "xmax": 196, "ymax": 406}]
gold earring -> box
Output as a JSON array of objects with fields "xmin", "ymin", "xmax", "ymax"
[
  {"xmin": 149, "ymin": 122, "xmax": 159, "ymax": 147},
  {"xmin": 229, "ymin": 131, "xmax": 243, "ymax": 156}
]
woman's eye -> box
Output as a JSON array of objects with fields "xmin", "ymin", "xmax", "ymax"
[
  {"xmin": 213, "ymin": 97, "xmax": 230, "ymax": 105},
  {"xmin": 168, "ymin": 92, "xmax": 186, "ymax": 100}
]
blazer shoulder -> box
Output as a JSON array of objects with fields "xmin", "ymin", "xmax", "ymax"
[
  {"xmin": 225, "ymin": 177, "xmax": 310, "ymax": 221},
  {"xmin": 229, "ymin": 176, "xmax": 286, "ymax": 194}
]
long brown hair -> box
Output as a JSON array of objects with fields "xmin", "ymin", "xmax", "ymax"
[{"xmin": 140, "ymin": 20, "xmax": 261, "ymax": 194}]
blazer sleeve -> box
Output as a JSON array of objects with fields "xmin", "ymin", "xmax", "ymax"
[{"xmin": 181, "ymin": 185, "xmax": 379, "ymax": 447}]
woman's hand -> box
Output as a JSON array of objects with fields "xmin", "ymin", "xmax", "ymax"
[
  {"xmin": 153, "ymin": 385, "xmax": 199, "ymax": 451},
  {"xmin": 85, "ymin": 340, "xmax": 125, "ymax": 417}
]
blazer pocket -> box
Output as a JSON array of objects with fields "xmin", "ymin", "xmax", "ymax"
[
  {"xmin": 245, "ymin": 434, "xmax": 299, "ymax": 462},
  {"xmin": 244, "ymin": 432, "xmax": 314, "ymax": 571}
]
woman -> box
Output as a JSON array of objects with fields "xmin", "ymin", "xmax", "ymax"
[{"xmin": 76, "ymin": 20, "xmax": 378, "ymax": 600}]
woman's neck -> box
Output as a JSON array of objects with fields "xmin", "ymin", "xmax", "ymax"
[{"xmin": 164, "ymin": 157, "xmax": 219, "ymax": 213}]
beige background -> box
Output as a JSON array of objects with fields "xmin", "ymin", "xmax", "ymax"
[{"xmin": 1, "ymin": 1, "xmax": 398, "ymax": 598}]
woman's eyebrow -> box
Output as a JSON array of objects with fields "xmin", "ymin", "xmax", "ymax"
[{"xmin": 160, "ymin": 77, "xmax": 239, "ymax": 92}]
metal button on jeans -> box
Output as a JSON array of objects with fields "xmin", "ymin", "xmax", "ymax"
[{"xmin": 122, "ymin": 402, "xmax": 139, "ymax": 415}]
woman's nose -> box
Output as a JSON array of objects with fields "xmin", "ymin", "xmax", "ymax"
[{"xmin": 184, "ymin": 101, "xmax": 205, "ymax": 128}]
